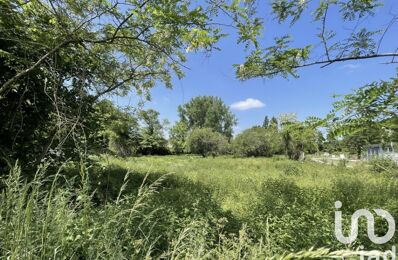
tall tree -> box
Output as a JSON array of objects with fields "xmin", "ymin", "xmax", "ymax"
[
  {"xmin": 138, "ymin": 109, "xmax": 168, "ymax": 155},
  {"xmin": 262, "ymin": 116, "xmax": 270, "ymax": 128},
  {"xmin": 178, "ymin": 96, "xmax": 237, "ymax": 140},
  {"xmin": 0, "ymin": 0, "xmax": 258, "ymax": 168},
  {"xmin": 281, "ymin": 119, "xmax": 321, "ymax": 160},
  {"xmin": 269, "ymin": 117, "xmax": 279, "ymax": 130}
]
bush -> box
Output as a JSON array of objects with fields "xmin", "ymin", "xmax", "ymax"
[
  {"xmin": 232, "ymin": 127, "xmax": 282, "ymax": 157},
  {"xmin": 369, "ymin": 157, "xmax": 398, "ymax": 174},
  {"xmin": 185, "ymin": 128, "xmax": 229, "ymax": 157}
]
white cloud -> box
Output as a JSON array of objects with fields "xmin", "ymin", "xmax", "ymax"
[{"xmin": 230, "ymin": 98, "xmax": 265, "ymax": 111}]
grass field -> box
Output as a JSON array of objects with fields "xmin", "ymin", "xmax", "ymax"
[
  {"xmin": 97, "ymin": 156, "xmax": 398, "ymax": 254},
  {"xmin": 102, "ymin": 155, "xmax": 391, "ymax": 214},
  {"xmin": 1, "ymin": 155, "xmax": 397, "ymax": 259}
]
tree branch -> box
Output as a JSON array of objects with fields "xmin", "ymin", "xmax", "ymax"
[
  {"xmin": 377, "ymin": 14, "xmax": 398, "ymax": 53},
  {"xmin": 92, "ymin": 71, "xmax": 163, "ymax": 100},
  {"xmin": 0, "ymin": 23, "xmax": 151, "ymax": 97},
  {"xmin": 261, "ymin": 52, "xmax": 398, "ymax": 78},
  {"xmin": 0, "ymin": 39, "xmax": 73, "ymax": 96},
  {"xmin": 320, "ymin": 3, "xmax": 330, "ymax": 61}
]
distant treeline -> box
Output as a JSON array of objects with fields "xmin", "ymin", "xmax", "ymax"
[{"xmin": 59, "ymin": 95, "xmax": 396, "ymax": 161}]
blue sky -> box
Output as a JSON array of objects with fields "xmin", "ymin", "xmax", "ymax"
[{"xmin": 113, "ymin": 0, "xmax": 398, "ymax": 135}]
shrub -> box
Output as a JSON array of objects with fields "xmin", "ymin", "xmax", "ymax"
[
  {"xmin": 232, "ymin": 127, "xmax": 282, "ymax": 157},
  {"xmin": 369, "ymin": 157, "xmax": 398, "ymax": 174},
  {"xmin": 185, "ymin": 128, "xmax": 229, "ymax": 157}
]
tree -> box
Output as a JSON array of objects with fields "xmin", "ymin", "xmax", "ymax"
[
  {"xmin": 278, "ymin": 113, "xmax": 298, "ymax": 127},
  {"xmin": 343, "ymin": 132, "xmax": 369, "ymax": 159},
  {"xmin": 92, "ymin": 100, "xmax": 140, "ymax": 156},
  {"xmin": 0, "ymin": 0, "xmax": 258, "ymax": 169},
  {"xmin": 325, "ymin": 73, "xmax": 398, "ymax": 157},
  {"xmin": 236, "ymin": 0, "xmax": 398, "ymax": 80},
  {"xmin": 281, "ymin": 121, "xmax": 321, "ymax": 160},
  {"xmin": 185, "ymin": 128, "xmax": 229, "ymax": 157},
  {"xmin": 0, "ymin": 0, "xmax": 250, "ymax": 98},
  {"xmin": 138, "ymin": 109, "xmax": 168, "ymax": 155},
  {"xmin": 329, "ymin": 73, "xmax": 398, "ymax": 135},
  {"xmin": 262, "ymin": 116, "xmax": 270, "ymax": 128},
  {"xmin": 169, "ymin": 121, "xmax": 189, "ymax": 154},
  {"xmin": 269, "ymin": 117, "xmax": 279, "ymax": 130},
  {"xmin": 278, "ymin": 114, "xmax": 323, "ymax": 160},
  {"xmin": 178, "ymin": 96, "xmax": 237, "ymax": 140},
  {"xmin": 232, "ymin": 127, "xmax": 282, "ymax": 157}
]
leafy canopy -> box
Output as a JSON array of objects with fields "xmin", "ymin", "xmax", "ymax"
[
  {"xmin": 169, "ymin": 121, "xmax": 189, "ymax": 154},
  {"xmin": 185, "ymin": 128, "xmax": 229, "ymax": 157},
  {"xmin": 0, "ymin": 0, "xmax": 258, "ymax": 167},
  {"xmin": 327, "ymin": 72, "xmax": 398, "ymax": 148},
  {"xmin": 178, "ymin": 96, "xmax": 237, "ymax": 140},
  {"xmin": 279, "ymin": 115, "xmax": 323, "ymax": 160},
  {"xmin": 232, "ymin": 127, "xmax": 282, "ymax": 157}
]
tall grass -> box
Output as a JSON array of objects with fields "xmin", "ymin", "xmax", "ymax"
[
  {"xmin": 0, "ymin": 162, "xmax": 167, "ymax": 259},
  {"xmin": 0, "ymin": 156, "xmax": 397, "ymax": 259},
  {"xmin": 103, "ymin": 155, "xmax": 398, "ymax": 252}
]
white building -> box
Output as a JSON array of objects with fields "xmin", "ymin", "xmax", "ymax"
[{"xmin": 365, "ymin": 143, "xmax": 398, "ymax": 162}]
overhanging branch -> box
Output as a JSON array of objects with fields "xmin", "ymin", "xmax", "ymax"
[{"xmin": 261, "ymin": 52, "xmax": 398, "ymax": 78}]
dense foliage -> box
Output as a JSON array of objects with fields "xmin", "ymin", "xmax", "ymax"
[
  {"xmin": 232, "ymin": 127, "xmax": 282, "ymax": 157},
  {"xmin": 137, "ymin": 109, "xmax": 169, "ymax": 155},
  {"xmin": 169, "ymin": 121, "xmax": 189, "ymax": 154},
  {"xmin": 177, "ymin": 96, "xmax": 237, "ymax": 140},
  {"xmin": 185, "ymin": 128, "xmax": 229, "ymax": 157},
  {"xmin": 0, "ymin": 0, "xmax": 255, "ymax": 169},
  {"xmin": 92, "ymin": 100, "xmax": 140, "ymax": 156},
  {"xmin": 281, "ymin": 121, "xmax": 323, "ymax": 160},
  {"xmin": 88, "ymin": 101, "xmax": 169, "ymax": 157}
]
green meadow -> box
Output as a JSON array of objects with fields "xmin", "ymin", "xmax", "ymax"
[
  {"xmin": 102, "ymin": 155, "xmax": 385, "ymax": 218},
  {"xmin": 98, "ymin": 156, "xmax": 398, "ymax": 257},
  {"xmin": 3, "ymin": 156, "xmax": 396, "ymax": 259}
]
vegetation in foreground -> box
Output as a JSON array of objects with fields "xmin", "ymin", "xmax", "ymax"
[{"xmin": 1, "ymin": 156, "xmax": 397, "ymax": 259}]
